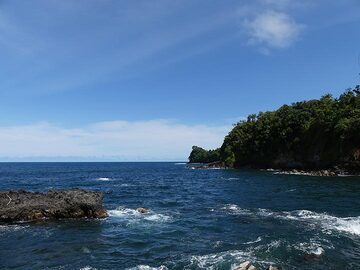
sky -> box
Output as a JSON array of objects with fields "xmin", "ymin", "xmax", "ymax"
[{"xmin": 0, "ymin": 0, "xmax": 360, "ymax": 161}]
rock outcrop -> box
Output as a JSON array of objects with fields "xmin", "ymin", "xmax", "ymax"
[
  {"xmin": 0, "ymin": 189, "xmax": 108, "ymax": 222},
  {"xmin": 189, "ymin": 161, "xmax": 226, "ymax": 170},
  {"xmin": 267, "ymin": 266, "xmax": 280, "ymax": 270},
  {"xmin": 233, "ymin": 261, "xmax": 256, "ymax": 270},
  {"xmin": 233, "ymin": 262, "xmax": 282, "ymax": 270},
  {"xmin": 136, "ymin": 207, "xmax": 150, "ymax": 214}
]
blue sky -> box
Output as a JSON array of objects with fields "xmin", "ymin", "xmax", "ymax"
[{"xmin": 0, "ymin": 0, "xmax": 360, "ymax": 161}]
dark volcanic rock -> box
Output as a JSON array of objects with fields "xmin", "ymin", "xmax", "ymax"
[
  {"xmin": 0, "ymin": 189, "xmax": 108, "ymax": 222},
  {"xmin": 189, "ymin": 161, "xmax": 226, "ymax": 170}
]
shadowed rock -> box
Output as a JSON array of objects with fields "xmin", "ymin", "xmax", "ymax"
[
  {"xmin": 267, "ymin": 266, "xmax": 280, "ymax": 270},
  {"xmin": 136, "ymin": 207, "xmax": 149, "ymax": 214},
  {"xmin": 0, "ymin": 189, "xmax": 108, "ymax": 222}
]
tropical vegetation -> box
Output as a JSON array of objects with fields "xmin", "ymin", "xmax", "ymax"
[{"xmin": 189, "ymin": 86, "xmax": 360, "ymax": 171}]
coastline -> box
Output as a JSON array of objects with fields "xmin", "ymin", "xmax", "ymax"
[{"xmin": 188, "ymin": 162, "xmax": 359, "ymax": 177}]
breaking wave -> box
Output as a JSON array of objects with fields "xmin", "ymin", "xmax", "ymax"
[
  {"xmin": 188, "ymin": 249, "xmax": 273, "ymax": 269},
  {"xmin": 96, "ymin": 177, "xmax": 112, "ymax": 181},
  {"xmin": 108, "ymin": 207, "xmax": 172, "ymax": 223},
  {"xmin": 243, "ymin": 236, "xmax": 262, "ymax": 245},
  {"xmin": 222, "ymin": 204, "xmax": 360, "ymax": 236},
  {"xmin": 294, "ymin": 241, "xmax": 326, "ymax": 256},
  {"xmin": 126, "ymin": 265, "xmax": 168, "ymax": 270}
]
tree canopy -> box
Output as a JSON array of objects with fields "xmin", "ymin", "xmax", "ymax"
[{"xmin": 189, "ymin": 86, "xmax": 360, "ymax": 171}]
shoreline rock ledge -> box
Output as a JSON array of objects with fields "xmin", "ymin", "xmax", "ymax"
[{"xmin": 0, "ymin": 189, "xmax": 108, "ymax": 222}]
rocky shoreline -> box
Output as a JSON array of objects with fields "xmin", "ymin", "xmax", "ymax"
[
  {"xmin": 188, "ymin": 162, "xmax": 359, "ymax": 176},
  {"xmin": 0, "ymin": 189, "xmax": 108, "ymax": 222},
  {"xmin": 269, "ymin": 168, "xmax": 355, "ymax": 177}
]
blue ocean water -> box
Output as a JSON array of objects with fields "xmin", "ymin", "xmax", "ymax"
[{"xmin": 0, "ymin": 162, "xmax": 360, "ymax": 270}]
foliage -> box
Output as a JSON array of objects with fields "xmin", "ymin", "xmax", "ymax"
[
  {"xmin": 188, "ymin": 146, "xmax": 220, "ymax": 163},
  {"xmin": 189, "ymin": 86, "xmax": 360, "ymax": 170}
]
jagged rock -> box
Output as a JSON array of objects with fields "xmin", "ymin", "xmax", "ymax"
[
  {"xmin": 233, "ymin": 261, "xmax": 256, "ymax": 270},
  {"xmin": 136, "ymin": 207, "xmax": 149, "ymax": 214},
  {"xmin": 0, "ymin": 189, "xmax": 108, "ymax": 222},
  {"xmin": 267, "ymin": 266, "xmax": 280, "ymax": 270},
  {"xmin": 304, "ymin": 252, "xmax": 323, "ymax": 261},
  {"xmin": 190, "ymin": 161, "xmax": 226, "ymax": 170}
]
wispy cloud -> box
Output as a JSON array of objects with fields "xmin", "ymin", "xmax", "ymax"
[
  {"xmin": 0, "ymin": 1, "xmax": 238, "ymax": 94},
  {"xmin": 0, "ymin": 120, "xmax": 229, "ymax": 161}
]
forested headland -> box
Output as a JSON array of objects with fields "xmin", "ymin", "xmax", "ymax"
[{"xmin": 189, "ymin": 86, "xmax": 360, "ymax": 173}]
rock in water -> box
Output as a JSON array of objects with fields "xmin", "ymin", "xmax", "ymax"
[
  {"xmin": 0, "ymin": 189, "xmax": 108, "ymax": 222},
  {"xmin": 136, "ymin": 207, "xmax": 149, "ymax": 214},
  {"xmin": 233, "ymin": 261, "xmax": 256, "ymax": 270},
  {"xmin": 267, "ymin": 266, "xmax": 280, "ymax": 270}
]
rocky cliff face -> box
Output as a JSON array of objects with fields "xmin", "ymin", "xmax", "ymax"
[{"xmin": 0, "ymin": 189, "xmax": 108, "ymax": 222}]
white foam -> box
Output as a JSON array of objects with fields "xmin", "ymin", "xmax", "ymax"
[
  {"xmin": 108, "ymin": 207, "xmax": 171, "ymax": 223},
  {"xmin": 126, "ymin": 265, "xmax": 168, "ymax": 270},
  {"xmin": 243, "ymin": 236, "xmax": 262, "ymax": 245},
  {"xmin": 294, "ymin": 240, "xmax": 326, "ymax": 256},
  {"xmin": 221, "ymin": 177, "xmax": 240, "ymax": 180},
  {"xmin": 189, "ymin": 249, "xmax": 273, "ymax": 269},
  {"xmin": 221, "ymin": 205, "xmax": 360, "ymax": 236},
  {"xmin": 190, "ymin": 250, "xmax": 253, "ymax": 269},
  {"xmin": 96, "ymin": 177, "xmax": 111, "ymax": 181},
  {"xmin": 79, "ymin": 267, "xmax": 97, "ymax": 270},
  {"xmin": 119, "ymin": 183, "xmax": 134, "ymax": 187},
  {"xmin": 221, "ymin": 204, "xmax": 252, "ymax": 215},
  {"xmin": 0, "ymin": 225, "xmax": 28, "ymax": 233},
  {"xmin": 174, "ymin": 162, "xmax": 186, "ymax": 165},
  {"xmin": 291, "ymin": 210, "xmax": 360, "ymax": 236},
  {"xmin": 264, "ymin": 240, "xmax": 282, "ymax": 252}
]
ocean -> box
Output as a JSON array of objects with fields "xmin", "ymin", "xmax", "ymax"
[{"xmin": 0, "ymin": 162, "xmax": 359, "ymax": 269}]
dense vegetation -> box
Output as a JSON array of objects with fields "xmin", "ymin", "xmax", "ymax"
[
  {"xmin": 189, "ymin": 86, "xmax": 360, "ymax": 171},
  {"xmin": 188, "ymin": 146, "xmax": 220, "ymax": 163}
]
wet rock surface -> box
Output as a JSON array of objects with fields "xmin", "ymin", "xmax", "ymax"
[
  {"xmin": 0, "ymin": 189, "xmax": 108, "ymax": 222},
  {"xmin": 233, "ymin": 261, "xmax": 256, "ymax": 270},
  {"xmin": 136, "ymin": 207, "xmax": 150, "ymax": 214}
]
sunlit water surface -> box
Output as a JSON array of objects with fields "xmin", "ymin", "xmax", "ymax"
[{"xmin": 0, "ymin": 162, "xmax": 359, "ymax": 269}]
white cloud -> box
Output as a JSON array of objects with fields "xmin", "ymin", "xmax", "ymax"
[
  {"xmin": 243, "ymin": 10, "xmax": 304, "ymax": 50},
  {"xmin": 0, "ymin": 120, "xmax": 229, "ymax": 161}
]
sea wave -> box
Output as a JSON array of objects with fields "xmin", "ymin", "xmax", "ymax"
[
  {"xmin": 294, "ymin": 241, "xmax": 326, "ymax": 256},
  {"xmin": 221, "ymin": 204, "xmax": 360, "ymax": 236},
  {"xmin": 243, "ymin": 236, "xmax": 262, "ymax": 245},
  {"xmin": 189, "ymin": 249, "xmax": 273, "ymax": 269},
  {"xmin": 108, "ymin": 207, "xmax": 171, "ymax": 223},
  {"xmin": 79, "ymin": 267, "xmax": 97, "ymax": 270},
  {"xmin": 190, "ymin": 250, "xmax": 253, "ymax": 269},
  {"xmin": 0, "ymin": 224, "xmax": 29, "ymax": 234},
  {"xmin": 126, "ymin": 265, "xmax": 168, "ymax": 270},
  {"xmin": 221, "ymin": 177, "xmax": 240, "ymax": 180},
  {"xmin": 174, "ymin": 162, "xmax": 186, "ymax": 165},
  {"xmin": 96, "ymin": 177, "xmax": 112, "ymax": 181}
]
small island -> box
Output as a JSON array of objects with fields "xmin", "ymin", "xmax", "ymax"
[{"xmin": 189, "ymin": 86, "xmax": 360, "ymax": 176}]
